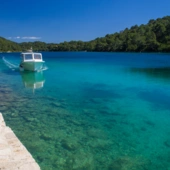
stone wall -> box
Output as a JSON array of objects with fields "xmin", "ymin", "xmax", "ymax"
[{"xmin": 0, "ymin": 113, "xmax": 40, "ymax": 170}]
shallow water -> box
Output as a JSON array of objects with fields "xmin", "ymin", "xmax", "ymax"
[{"xmin": 1, "ymin": 52, "xmax": 170, "ymax": 170}]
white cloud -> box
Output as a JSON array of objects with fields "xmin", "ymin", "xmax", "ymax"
[
  {"xmin": 21, "ymin": 36, "xmax": 41, "ymax": 40},
  {"xmin": 14, "ymin": 36, "xmax": 20, "ymax": 39},
  {"xmin": 6, "ymin": 36, "xmax": 41, "ymax": 40}
]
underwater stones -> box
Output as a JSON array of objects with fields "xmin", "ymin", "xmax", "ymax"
[
  {"xmin": 11, "ymin": 112, "xmax": 18, "ymax": 118},
  {"xmin": 54, "ymin": 140, "xmax": 60, "ymax": 149},
  {"xmin": 61, "ymin": 140, "xmax": 76, "ymax": 151},
  {"xmin": 99, "ymin": 106, "xmax": 121, "ymax": 116},
  {"xmin": 52, "ymin": 157, "xmax": 66, "ymax": 169},
  {"xmin": 54, "ymin": 107, "xmax": 71, "ymax": 117},
  {"xmin": 87, "ymin": 128, "xmax": 107, "ymax": 139},
  {"xmin": 27, "ymin": 142, "xmax": 45, "ymax": 153},
  {"xmin": 16, "ymin": 98, "xmax": 28, "ymax": 103},
  {"xmin": 109, "ymin": 161, "xmax": 122, "ymax": 170},
  {"xmin": 104, "ymin": 121, "xmax": 117, "ymax": 129},
  {"xmin": 28, "ymin": 124, "xmax": 37, "ymax": 131},
  {"xmin": 82, "ymin": 109, "xmax": 93, "ymax": 114},
  {"xmin": 64, "ymin": 151, "xmax": 94, "ymax": 170},
  {"xmin": 99, "ymin": 109, "xmax": 112, "ymax": 115},
  {"xmin": 83, "ymin": 84, "xmax": 121, "ymax": 99},
  {"xmin": 108, "ymin": 156, "xmax": 145, "ymax": 170},
  {"xmin": 144, "ymin": 120, "xmax": 155, "ymax": 127},
  {"xmin": 89, "ymin": 139, "xmax": 111, "ymax": 152},
  {"xmin": 82, "ymin": 109, "xmax": 97, "ymax": 119},
  {"xmin": 36, "ymin": 155, "xmax": 44, "ymax": 163},
  {"xmin": 0, "ymin": 87, "xmax": 12, "ymax": 94},
  {"xmin": 0, "ymin": 106, "xmax": 8, "ymax": 112},
  {"xmin": 59, "ymin": 99, "xmax": 68, "ymax": 106},
  {"xmin": 140, "ymin": 127, "xmax": 147, "ymax": 131},
  {"xmin": 120, "ymin": 120, "xmax": 129, "ymax": 125},
  {"xmin": 0, "ymin": 102, "xmax": 8, "ymax": 107},
  {"xmin": 61, "ymin": 139, "xmax": 78, "ymax": 151},
  {"xmin": 25, "ymin": 117, "xmax": 38, "ymax": 122},
  {"xmin": 164, "ymin": 139, "xmax": 170, "ymax": 148},
  {"xmin": 144, "ymin": 90, "xmax": 170, "ymax": 109},
  {"xmin": 90, "ymin": 98, "xmax": 104, "ymax": 104},
  {"xmin": 68, "ymin": 119, "xmax": 81, "ymax": 126},
  {"xmin": 52, "ymin": 101, "xmax": 62, "ymax": 107},
  {"xmin": 51, "ymin": 100, "xmax": 67, "ymax": 109},
  {"xmin": 59, "ymin": 98, "xmax": 67, "ymax": 102},
  {"xmin": 40, "ymin": 133, "xmax": 53, "ymax": 141}
]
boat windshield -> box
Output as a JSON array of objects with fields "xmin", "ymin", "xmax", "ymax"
[
  {"xmin": 24, "ymin": 54, "xmax": 33, "ymax": 60},
  {"xmin": 34, "ymin": 54, "xmax": 42, "ymax": 60}
]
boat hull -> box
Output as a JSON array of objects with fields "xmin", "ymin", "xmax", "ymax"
[{"xmin": 20, "ymin": 61, "xmax": 44, "ymax": 71}]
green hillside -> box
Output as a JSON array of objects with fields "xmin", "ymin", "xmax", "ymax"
[
  {"xmin": 0, "ymin": 37, "xmax": 21, "ymax": 52},
  {"xmin": 1, "ymin": 16, "xmax": 170, "ymax": 52}
]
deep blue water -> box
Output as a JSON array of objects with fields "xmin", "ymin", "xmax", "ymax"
[{"xmin": 1, "ymin": 52, "xmax": 170, "ymax": 170}]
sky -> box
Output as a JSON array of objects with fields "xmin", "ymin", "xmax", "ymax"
[{"xmin": 0, "ymin": 0, "xmax": 170, "ymax": 43}]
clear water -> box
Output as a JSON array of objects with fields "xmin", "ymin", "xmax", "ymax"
[{"xmin": 1, "ymin": 52, "xmax": 170, "ymax": 170}]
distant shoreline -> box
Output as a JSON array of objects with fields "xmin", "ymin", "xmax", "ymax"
[
  {"xmin": 0, "ymin": 51, "xmax": 170, "ymax": 53},
  {"xmin": 1, "ymin": 16, "xmax": 170, "ymax": 53}
]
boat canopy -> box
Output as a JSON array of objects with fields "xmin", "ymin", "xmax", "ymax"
[{"xmin": 21, "ymin": 53, "xmax": 43, "ymax": 61}]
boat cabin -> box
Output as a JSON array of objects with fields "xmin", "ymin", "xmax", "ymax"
[{"xmin": 21, "ymin": 53, "xmax": 43, "ymax": 62}]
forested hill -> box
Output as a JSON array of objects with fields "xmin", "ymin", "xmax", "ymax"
[
  {"xmin": 1, "ymin": 16, "xmax": 170, "ymax": 52},
  {"xmin": 0, "ymin": 37, "xmax": 21, "ymax": 52}
]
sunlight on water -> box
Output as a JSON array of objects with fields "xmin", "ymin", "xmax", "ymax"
[{"xmin": 1, "ymin": 52, "xmax": 170, "ymax": 170}]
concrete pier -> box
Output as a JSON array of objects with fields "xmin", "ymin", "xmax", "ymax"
[{"xmin": 0, "ymin": 113, "xmax": 40, "ymax": 170}]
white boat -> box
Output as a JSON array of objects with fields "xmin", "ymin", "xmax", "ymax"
[{"xmin": 20, "ymin": 48, "xmax": 45, "ymax": 71}]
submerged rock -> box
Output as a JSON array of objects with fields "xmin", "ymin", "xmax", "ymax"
[
  {"xmin": 51, "ymin": 101, "xmax": 66, "ymax": 108},
  {"xmin": 25, "ymin": 117, "xmax": 37, "ymax": 122},
  {"xmin": 11, "ymin": 112, "xmax": 18, "ymax": 117},
  {"xmin": 82, "ymin": 109, "xmax": 97, "ymax": 119},
  {"xmin": 108, "ymin": 156, "xmax": 146, "ymax": 170},
  {"xmin": 61, "ymin": 139, "xmax": 78, "ymax": 151},
  {"xmin": 164, "ymin": 139, "xmax": 170, "ymax": 148},
  {"xmin": 52, "ymin": 102, "xmax": 62, "ymax": 107},
  {"xmin": 64, "ymin": 151, "xmax": 94, "ymax": 170},
  {"xmin": 0, "ymin": 106, "xmax": 8, "ymax": 112},
  {"xmin": 40, "ymin": 133, "xmax": 53, "ymax": 141}
]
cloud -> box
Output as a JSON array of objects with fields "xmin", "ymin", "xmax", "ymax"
[
  {"xmin": 6, "ymin": 36, "xmax": 41, "ymax": 40},
  {"xmin": 14, "ymin": 36, "xmax": 20, "ymax": 39},
  {"xmin": 21, "ymin": 36, "xmax": 41, "ymax": 40}
]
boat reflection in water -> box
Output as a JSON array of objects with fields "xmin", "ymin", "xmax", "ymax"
[{"xmin": 20, "ymin": 71, "xmax": 45, "ymax": 93}]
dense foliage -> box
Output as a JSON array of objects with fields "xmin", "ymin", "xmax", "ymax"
[
  {"xmin": 0, "ymin": 37, "xmax": 21, "ymax": 52},
  {"xmin": 1, "ymin": 16, "xmax": 170, "ymax": 52}
]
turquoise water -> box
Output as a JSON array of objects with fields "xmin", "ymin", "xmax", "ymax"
[{"xmin": 1, "ymin": 52, "xmax": 170, "ymax": 170}]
